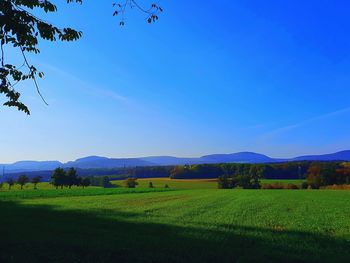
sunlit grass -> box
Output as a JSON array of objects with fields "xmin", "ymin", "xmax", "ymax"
[{"xmin": 0, "ymin": 188, "xmax": 349, "ymax": 262}]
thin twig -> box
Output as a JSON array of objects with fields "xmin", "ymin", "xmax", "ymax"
[{"xmin": 20, "ymin": 48, "xmax": 49, "ymax": 105}]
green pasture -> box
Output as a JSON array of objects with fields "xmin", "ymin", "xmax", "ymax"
[{"xmin": 0, "ymin": 185, "xmax": 349, "ymax": 262}]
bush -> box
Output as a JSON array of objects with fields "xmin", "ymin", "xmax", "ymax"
[
  {"xmin": 285, "ymin": 183, "xmax": 299, "ymax": 189},
  {"xmin": 301, "ymin": 182, "xmax": 308, "ymax": 189},
  {"xmin": 261, "ymin": 183, "xmax": 299, "ymax": 189},
  {"xmin": 261, "ymin": 184, "xmax": 273, "ymax": 189},
  {"xmin": 125, "ymin": 178, "xmax": 138, "ymax": 188},
  {"xmin": 218, "ymin": 176, "xmax": 231, "ymax": 189},
  {"xmin": 148, "ymin": 182, "xmax": 154, "ymax": 188},
  {"xmin": 164, "ymin": 184, "xmax": 169, "ymax": 188},
  {"xmin": 261, "ymin": 183, "xmax": 284, "ymax": 189},
  {"xmin": 320, "ymin": 184, "xmax": 350, "ymax": 190}
]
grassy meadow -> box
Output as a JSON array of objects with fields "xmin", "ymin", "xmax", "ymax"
[{"xmin": 0, "ymin": 180, "xmax": 349, "ymax": 262}]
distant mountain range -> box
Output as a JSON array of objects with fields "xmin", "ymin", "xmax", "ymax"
[{"xmin": 1, "ymin": 150, "xmax": 350, "ymax": 174}]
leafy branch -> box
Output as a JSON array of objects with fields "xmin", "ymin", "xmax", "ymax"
[{"xmin": 0, "ymin": 0, "xmax": 162, "ymax": 115}]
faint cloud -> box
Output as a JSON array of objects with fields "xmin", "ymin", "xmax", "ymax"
[
  {"xmin": 260, "ymin": 106, "xmax": 350, "ymax": 140},
  {"xmin": 42, "ymin": 63, "xmax": 129, "ymax": 104}
]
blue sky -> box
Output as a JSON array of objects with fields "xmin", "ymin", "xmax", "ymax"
[{"xmin": 1, "ymin": 0, "xmax": 350, "ymax": 163}]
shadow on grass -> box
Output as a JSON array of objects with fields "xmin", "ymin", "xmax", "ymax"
[{"xmin": 0, "ymin": 200, "xmax": 349, "ymax": 263}]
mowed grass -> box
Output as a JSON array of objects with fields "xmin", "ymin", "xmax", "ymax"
[
  {"xmin": 114, "ymin": 178, "xmax": 306, "ymax": 189},
  {"xmin": 112, "ymin": 178, "xmax": 218, "ymax": 189},
  {"xmin": 261, "ymin": 179, "xmax": 306, "ymax": 186},
  {"xmin": 0, "ymin": 185, "xmax": 349, "ymax": 262}
]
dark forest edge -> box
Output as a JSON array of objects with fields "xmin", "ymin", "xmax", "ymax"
[{"xmin": 1, "ymin": 161, "xmax": 349, "ymax": 191}]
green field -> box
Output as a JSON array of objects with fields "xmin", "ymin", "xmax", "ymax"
[
  {"xmin": 112, "ymin": 178, "xmax": 219, "ymax": 189},
  {"xmin": 0, "ymin": 182, "xmax": 349, "ymax": 262},
  {"xmin": 260, "ymin": 179, "xmax": 306, "ymax": 186},
  {"xmin": 113, "ymin": 178, "xmax": 306, "ymax": 189}
]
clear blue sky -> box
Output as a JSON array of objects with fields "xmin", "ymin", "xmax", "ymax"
[{"xmin": 1, "ymin": 0, "xmax": 350, "ymax": 163}]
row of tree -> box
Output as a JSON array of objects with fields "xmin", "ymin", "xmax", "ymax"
[
  {"xmin": 0, "ymin": 175, "xmax": 42, "ymax": 190},
  {"xmin": 170, "ymin": 162, "xmax": 309, "ymax": 180},
  {"xmin": 51, "ymin": 168, "xmax": 91, "ymax": 189}
]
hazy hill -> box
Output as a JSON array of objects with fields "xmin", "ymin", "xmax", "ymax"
[
  {"xmin": 63, "ymin": 156, "xmax": 155, "ymax": 169},
  {"xmin": 0, "ymin": 161, "xmax": 62, "ymax": 173},
  {"xmin": 140, "ymin": 156, "xmax": 200, "ymax": 166},
  {"xmin": 1, "ymin": 150, "xmax": 350, "ymax": 174},
  {"xmin": 292, "ymin": 150, "xmax": 350, "ymax": 161},
  {"xmin": 200, "ymin": 152, "xmax": 280, "ymax": 163}
]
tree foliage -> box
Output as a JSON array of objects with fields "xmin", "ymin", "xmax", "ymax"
[
  {"xmin": 17, "ymin": 174, "xmax": 29, "ymax": 189},
  {"xmin": 50, "ymin": 167, "xmax": 87, "ymax": 189},
  {"xmin": 31, "ymin": 176, "xmax": 42, "ymax": 189},
  {"xmin": 307, "ymin": 162, "xmax": 350, "ymax": 188},
  {"xmin": 6, "ymin": 177, "xmax": 15, "ymax": 189},
  {"xmin": 0, "ymin": 0, "xmax": 162, "ymax": 114},
  {"xmin": 0, "ymin": 0, "xmax": 83, "ymax": 114}
]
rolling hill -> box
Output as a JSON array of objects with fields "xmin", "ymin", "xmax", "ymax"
[{"xmin": 1, "ymin": 150, "xmax": 350, "ymax": 174}]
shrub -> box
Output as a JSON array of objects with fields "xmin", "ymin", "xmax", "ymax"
[
  {"xmin": 270, "ymin": 183, "xmax": 284, "ymax": 189},
  {"xmin": 261, "ymin": 184, "xmax": 273, "ymax": 189},
  {"xmin": 261, "ymin": 183, "xmax": 299, "ymax": 189},
  {"xmin": 285, "ymin": 183, "xmax": 299, "ymax": 189},
  {"xmin": 301, "ymin": 182, "xmax": 308, "ymax": 189},
  {"xmin": 164, "ymin": 184, "xmax": 169, "ymax": 188},
  {"xmin": 148, "ymin": 182, "xmax": 154, "ymax": 188},
  {"xmin": 320, "ymin": 184, "xmax": 350, "ymax": 190},
  {"xmin": 218, "ymin": 176, "xmax": 231, "ymax": 189},
  {"xmin": 125, "ymin": 178, "xmax": 138, "ymax": 188}
]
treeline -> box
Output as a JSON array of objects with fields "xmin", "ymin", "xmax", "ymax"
[
  {"xmin": 0, "ymin": 175, "xmax": 42, "ymax": 190},
  {"xmin": 217, "ymin": 161, "xmax": 350, "ymax": 189},
  {"xmin": 307, "ymin": 162, "xmax": 350, "ymax": 188},
  {"xmin": 170, "ymin": 162, "xmax": 310, "ymax": 180}
]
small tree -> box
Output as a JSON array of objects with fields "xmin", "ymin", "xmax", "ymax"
[
  {"xmin": 164, "ymin": 184, "xmax": 169, "ymax": 188},
  {"xmin": 51, "ymin": 167, "xmax": 66, "ymax": 189},
  {"xmin": 148, "ymin": 182, "xmax": 154, "ymax": 188},
  {"xmin": 31, "ymin": 176, "xmax": 42, "ymax": 190},
  {"xmin": 81, "ymin": 177, "xmax": 91, "ymax": 188},
  {"xmin": 6, "ymin": 178, "xmax": 15, "ymax": 190},
  {"xmin": 66, "ymin": 168, "xmax": 78, "ymax": 189},
  {"xmin": 125, "ymin": 178, "xmax": 138, "ymax": 188},
  {"xmin": 17, "ymin": 175, "xmax": 29, "ymax": 190}
]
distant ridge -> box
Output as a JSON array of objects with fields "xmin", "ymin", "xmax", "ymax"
[
  {"xmin": 1, "ymin": 150, "xmax": 350, "ymax": 174},
  {"xmin": 291, "ymin": 150, "xmax": 350, "ymax": 161},
  {"xmin": 200, "ymin": 152, "xmax": 278, "ymax": 163}
]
